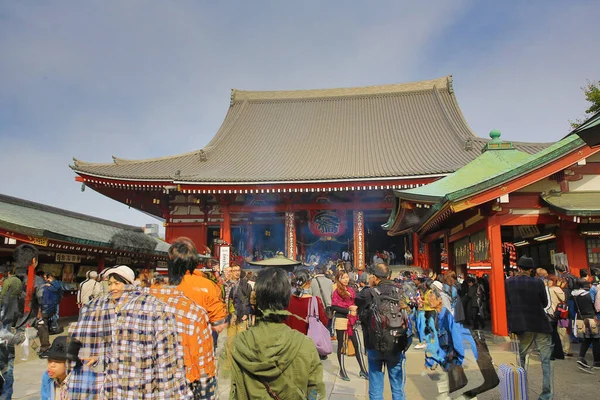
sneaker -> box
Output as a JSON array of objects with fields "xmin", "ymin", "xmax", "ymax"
[
  {"xmin": 565, "ymin": 353, "xmax": 574, "ymax": 357},
  {"xmin": 414, "ymin": 343, "xmax": 427, "ymax": 350},
  {"xmin": 577, "ymin": 358, "xmax": 594, "ymax": 373},
  {"xmin": 593, "ymin": 362, "xmax": 600, "ymax": 370}
]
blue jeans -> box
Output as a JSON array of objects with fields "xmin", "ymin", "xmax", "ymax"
[
  {"xmin": 0, "ymin": 358, "xmax": 14, "ymax": 400},
  {"xmin": 367, "ymin": 350, "xmax": 405, "ymax": 400},
  {"xmin": 518, "ymin": 332, "xmax": 554, "ymax": 400}
]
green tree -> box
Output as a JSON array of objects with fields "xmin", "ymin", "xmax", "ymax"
[{"xmin": 570, "ymin": 80, "xmax": 600, "ymax": 129}]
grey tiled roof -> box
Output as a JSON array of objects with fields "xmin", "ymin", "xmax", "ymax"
[
  {"xmin": 71, "ymin": 76, "xmax": 550, "ymax": 183},
  {"xmin": 0, "ymin": 194, "xmax": 169, "ymax": 254}
]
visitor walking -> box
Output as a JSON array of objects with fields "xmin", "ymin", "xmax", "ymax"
[
  {"xmin": 229, "ymin": 267, "xmax": 326, "ymax": 399},
  {"xmin": 331, "ymin": 270, "xmax": 368, "ymax": 381},
  {"xmin": 357, "ymin": 263, "xmax": 410, "ymax": 400},
  {"xmin": 572, "ymin": 279, "xmax": 600, "ymax": 372},
  {"xmin": 285, "ymin": 269, "xmax": 328, "ymax": 346},
  {"xmin": 310, "ymin": 265, "xmax": 334, "ymax": 334},
  {"xmin": 77, "ymin": 271, "xmax": 102, "ymax": 309},
  {"xmin": 69, "ymin": 265, "xmax": 191, "ymax": 399},
  {"xmin": 546, "ymin": 275, "xmax": 565, "ymax": 360},
  {"xmin": 506, "ymin": 255, "xmax": 554, "ymax": 400},
  {"xmin": 150, "ymin": 239, "xmax": 217, "ymax": 399}
]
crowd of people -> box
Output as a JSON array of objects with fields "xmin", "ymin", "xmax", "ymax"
[{"xmin": 1, "ymin": 239, "xmax": 600, "ymax": 399}]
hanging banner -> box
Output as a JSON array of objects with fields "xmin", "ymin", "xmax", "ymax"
[
  {"xmin": 219, "ymin": 246, "xmax": 230, "ymax": 271},
  {"xmin": 308, "ymin": 210, "xmax": 347, "ymax": 237}
]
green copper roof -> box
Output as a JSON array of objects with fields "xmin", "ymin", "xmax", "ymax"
[
  {"xmin": 570, "ymin": 111, "xmax": 600, "ymax": 148},
  {"xmin": 396, "ymin": 133, "xmax": 583, "ymax": 204},
  {"xmin": 385, "ymin": 131, "xmax": 587, "ymax": 233},
  {"xmin": 542, "ymin": 192, "xmax": 600, "ymax": 216},
  {"xmin": 394, "ymin": 131, "xmax": 531, "ymax": 203}
]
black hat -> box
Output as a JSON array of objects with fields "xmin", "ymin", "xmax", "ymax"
[
  {"xmin": 517, "ymin": 255, "xmax": 535, "ymax": 270},
  {"xmin": 39, "ymin": 336, "xmax": 82, "ymax": 364}
]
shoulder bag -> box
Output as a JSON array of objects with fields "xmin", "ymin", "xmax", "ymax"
[{"xmin": 307, "ymin": 296, "xmax": 333, "ymax": 356}]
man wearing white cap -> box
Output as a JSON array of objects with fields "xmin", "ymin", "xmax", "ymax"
[{"xmin": 69, "ymin": 265, "xmax": 192, "ymax": 399}]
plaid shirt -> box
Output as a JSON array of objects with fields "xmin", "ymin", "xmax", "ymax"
[
  {"xmin": 68, "ymin": 287, "xmax": 192, "ymax": 399},
  {"xmin": 147, "ymin": 287, "xmax": 216, "ymax": 393}
]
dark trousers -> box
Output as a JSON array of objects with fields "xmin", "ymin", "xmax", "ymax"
[
  {"xmin": 550, "ymin": 319, "xmax": 564, "ymax": 360},
  {"xmin": 36, "ymin": 313, "xmax": 51, "ymax": 351},
  {"xmin": 471, "ymin": 307, "xmax": 484, "ymax": 329},
  {"xmin": 579, "ymin": 337, "xmax": 600, "ymax": 363}
]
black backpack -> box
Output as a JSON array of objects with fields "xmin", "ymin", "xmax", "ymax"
[{"xmin": 368, "ymin": 284, "xmax": 410, "ymax": 354}]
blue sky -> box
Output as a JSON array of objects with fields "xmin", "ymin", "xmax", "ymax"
[{"xmin": 1, "ymin": 0, "xmax": 598, "ymax": 232}]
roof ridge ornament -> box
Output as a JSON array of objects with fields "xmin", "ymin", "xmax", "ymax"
[{"xmin": 482, "ymin": 129, "xmax": 515, "ymax": 153}]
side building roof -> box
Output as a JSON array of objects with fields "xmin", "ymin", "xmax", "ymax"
[
  {"xmin": 385, "ymin": 132, "xmax": 590, "ymax": 235},
  {"xmin": 0, "ymin": 193, "xmax": 169, "ymax": 254},
  {"xmin": 71, "ymin": 76, "xmax": 549, "ymax": 184}
]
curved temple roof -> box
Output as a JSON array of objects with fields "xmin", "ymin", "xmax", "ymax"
[{"xmin": 71, "ymin": 76, "xmax": 549, "ymax": 184}]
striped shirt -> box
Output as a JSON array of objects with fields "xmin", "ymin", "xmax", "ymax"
[{"xmin": 68, "ymin": 287, "xmax": 192, "ymax": 399}]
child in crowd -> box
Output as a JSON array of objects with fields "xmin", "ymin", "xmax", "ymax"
[{"xmin": 40, "ymin": 336, "xmax": 83, "ymax": 400}]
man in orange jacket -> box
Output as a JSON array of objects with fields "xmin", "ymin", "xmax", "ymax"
[{"xmin": 170, "ymin": 238, "xmax": 228, "ymax": 333}]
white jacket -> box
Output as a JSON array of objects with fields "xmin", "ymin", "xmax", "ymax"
[{"xmin": 77, "ymin": 273, "xmax": 103, "ymax": 306}]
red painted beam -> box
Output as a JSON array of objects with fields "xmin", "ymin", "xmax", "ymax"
[{"xmin": 76, "ymin": 172, "xmax": 441, "ymax": 193}]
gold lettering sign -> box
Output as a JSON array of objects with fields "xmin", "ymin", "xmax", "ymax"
[
  {"xmin": 55, "ymin": 253, "xmax": 81, "ymax": 263},
  {"xmin": 116, "ymin": 256, "xmax": 132, "ymax": 265},
  {"xmin": 26, "ymin": 236, "xmax": 48, "ymax": 247}
]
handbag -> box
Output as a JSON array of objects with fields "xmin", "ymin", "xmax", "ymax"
[
  {"xmin": 585, "ymin": 318, "xmax": 599, "ymax": 336},
  {"xmin": 315, "ymin": 277, "xmax": 334, "ymax": 319},
  {"xmin": 307, "ymin": 296, "xmax": 333, "ymax": 356},
  {"xmin": 555, "ymin": 301, "xmax": 569, "ymax": 320},
  {"xmin": 346, "ymin": 333, "xmax": 356, "ymax": 356}
]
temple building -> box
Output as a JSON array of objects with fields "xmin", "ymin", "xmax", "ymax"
[
  {"xmin": 385, "ymin": 111, "xmax": 600, "ymax": 335},
  {"xmin": 71, "ymin": 76, "xmax": 546, "ymax": 268}
]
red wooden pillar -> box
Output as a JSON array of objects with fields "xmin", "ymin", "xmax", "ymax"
[
  {"xmin": 556, "ymin": 220, "xmax": 588, "ymax": 277},
  {"xmin": 487, "ymin": 221, "xmax": 508, "ymax": 336},
  {"xmin": 353, "ymin": 211, "xmax": 365, "ymax": 269},
  {"xmin": 285, "ymin": 211, "xmax": 297, "ymax": 260},
  {"xmin": 24, "ymin": 261, "xmax": 37, "ymax": 314},
  {"xmin": 444, "ymin": 231, "xmax": 455, "ymax": 272},
  {"xmin": 412, "ymin": 233, "xmax": 420, "ymax": 267},
  {"xmin": 246, "ymin": 222, "xmax": 254, "ymax": 256},
  {"xmin": 97, "ymin": 254, "xmax": 106, "ymax": 273},
  {"xmin": 220, "ymin": 205, "xmax": 232, "ymax": 245},
  {"xmin": 423, "ymin": 242, "xmax": 431, "ymax": 270}
]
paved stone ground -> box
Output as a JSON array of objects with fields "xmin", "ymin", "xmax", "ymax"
[{"xmin": 12, "ymin": 322, "xmax": 600, "ymax": 399}]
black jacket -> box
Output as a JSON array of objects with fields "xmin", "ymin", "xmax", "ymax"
[
  {"xmin": 230, "ymin": 278, "xmax": 252, "ymax": 318},
  {"xmin": 506, "ymin": 274, "xmax": 552, "ymax": 334}
]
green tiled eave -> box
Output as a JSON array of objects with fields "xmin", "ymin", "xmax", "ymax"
[
  {"xmin": 446, "ymin": 134, "xmax": 584, "ymax": 203},
  {"xmin": 394, "ymin": 149, "xmax": 531, "ymax": 204},
  {"xmin": 385, "ymin": 134, "xmax": 586, "ymax": 233},
  {"xmin": 542, "ymin": 192, "xmax": 600, "ymax": 217}
]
